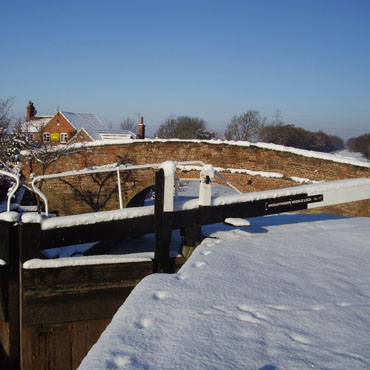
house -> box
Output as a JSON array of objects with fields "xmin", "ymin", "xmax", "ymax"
[
  {"xmin": 24, "ymin": 101, "xmax": 145, "ymax": 144},
  {"xmin": 22, "ymin": 102, "xmax": 53, "ymax": 139}
]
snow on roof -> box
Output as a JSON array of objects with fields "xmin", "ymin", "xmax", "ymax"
[
  {"xmin": 22, "ymin": 117, "xmax": 52, "ymax": 133},
  {"xmin": 99, "ymin": 129, "xmax": 136, "ymax": 141},
  {"xmin": 79, "ymin": 214, "xmax": 370, "ymax": 369},
  {"xmin": 60, "ymin": 112, "xmax": 137, "ymax": 141},
  {"xmin": 61, "ymin": 112, "xmax": 109, "ymax": 141}
]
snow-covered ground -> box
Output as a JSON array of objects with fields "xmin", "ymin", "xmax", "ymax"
[
  {"xmin": 79, "ymin": 213, "xmax": 370, "ymax": 370},
  {"xmin": 334, "ymin": 150, "xmax": 370, "ymax": 163}
]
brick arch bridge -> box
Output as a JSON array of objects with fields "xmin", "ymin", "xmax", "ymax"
[{"xmin": 21, "ymin": 140, "xmax": 370, "ymax": 216}]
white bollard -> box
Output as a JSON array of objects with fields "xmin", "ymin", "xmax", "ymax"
[
  {"xmin": 160, "ymin": 161, "xmax": 176, "ymax": 212},
  {"xmin": 199, "ymin": 164, "xmax": 214, "ymax": 206}
]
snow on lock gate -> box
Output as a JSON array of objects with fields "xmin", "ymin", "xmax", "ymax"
[{"xmin": 1, "ymin": 160, "xmax": 370, "ymax": 368}]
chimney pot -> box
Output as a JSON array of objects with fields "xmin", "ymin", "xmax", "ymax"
[
  {"xmin": 138, "ymin": 116, "xmax": 145, "ymax": 139},
  {"xmin": 27, "ymin": 101, "xmax": 37, "ymax": 120}
]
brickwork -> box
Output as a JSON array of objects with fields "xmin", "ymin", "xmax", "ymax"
[
  {"xmin": 42, "ymin": 113, "xmax": 80, "ymax": 144},
  {"xmin": 21, "ymin": 141, "xmax": 370, "ymax": 216}
]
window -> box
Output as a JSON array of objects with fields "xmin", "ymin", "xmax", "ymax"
[
  {"xmin": 60, "ymin": 133, "xmax": 68, "ymax": 143},
  {"xmin": 43, "ymin": 132, "xmax": 50, "ymax": 142}
]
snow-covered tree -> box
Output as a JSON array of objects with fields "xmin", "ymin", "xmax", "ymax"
[
  {"xmin": 0, "ymin": 98, "xmax": 28, "ymax": 172},
  {"xmin": 0, "ymin": 119, "xmax": 30, "ymax": 171}
]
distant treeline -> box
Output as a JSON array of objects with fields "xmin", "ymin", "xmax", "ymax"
[
  {"xmin": 154, "ymin": 111, "xmax": 345, "ymax": 153},
  {"xmin": 259, "ymin": 124, "xmax": 344, "ymax": 153},
  {"xmin": 347, "ymin": 134, "xmax": 370, "ymax": 159},
  {"xmin": 223, "ymin": 110, "xmax": 344, "ymax": 153}
]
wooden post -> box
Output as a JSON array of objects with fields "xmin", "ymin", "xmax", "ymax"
[
  {"xmin": 180, "ymin": 224, "xmax": 202, "ymax": 260},
  {"xmin": 18, "ymin": 221, "xmax": 42, "ymax": 368},
  {"xmin": 154, "ymin": 169, "xmax": 173, "ymax": 273},
  {"xmin": 19, "ymin": 222, "xmax": 42, "ymax": 264},
  {"xmin": 0, "ymin": 220, "xmax": 20, "ymax": 369}
]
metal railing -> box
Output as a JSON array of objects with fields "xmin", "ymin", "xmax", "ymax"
[
  {"xmin": 0, "ymin": 170, "xmax": 20, "ymax": 212},
  {"xmin": 31, "ymin": 161, "xmax": 243, "ymax": 216}
]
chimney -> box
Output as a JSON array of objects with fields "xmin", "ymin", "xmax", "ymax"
[
  {"xmin": 27, "ymin": 101, "xmax": 37, "ymax": 120},
  {"xmin": 138, "ymin": 116, "xmax": 145, "ymax": 139}
]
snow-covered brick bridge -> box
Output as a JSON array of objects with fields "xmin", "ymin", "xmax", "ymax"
[{"xmin": 21, "ymin": 139, "xmax": 370, "ymax": 216}]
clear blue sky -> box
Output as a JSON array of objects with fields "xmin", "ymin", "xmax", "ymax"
[{"xmin": 1, "ymin": 0, "xmax": 369, "ymax": 140}]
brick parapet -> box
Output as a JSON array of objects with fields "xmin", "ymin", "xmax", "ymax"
[{"xmin": 21, "ymin": 141, "xmax": 370, "ymax": 216}]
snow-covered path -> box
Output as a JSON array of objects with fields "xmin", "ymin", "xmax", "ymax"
[{"xmin": 79, "ymin": 214, "xmax": 370, "ymax": 370}]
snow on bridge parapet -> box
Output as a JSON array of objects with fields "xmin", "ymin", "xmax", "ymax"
[
  {"xmin": 55, "ymin": 138, "xmax": 370, "ymax": 169},
  {"xmin": 178, "ymin": 164, "xmax": 284, "ymax": 179}
]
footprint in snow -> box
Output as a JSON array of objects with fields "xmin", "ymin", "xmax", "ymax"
[
  {"xmin": 137, "ymin": 317, "xmax": 152, "ymax": 329},
  {"xmin": 289, "ymin": 332, "xmax": 311, "ymax": 345},
  {"xmin": 153, "ymin": 291, "xmax": 168, "ymax": 300},
  {"xmin": 200, "ymin": 250, "xmax": 212, "ymax": 256},
  {"xmin": 202, "ymin": 305, "xmax": 228, "ymax": 316},
  {"xmin": 266, "ymin": 304, "xmax": 291, "ymax": 311},
  {"xmin": 176, "ymin": 273, "xmax": 187, "ymax": 280},
  {"xmin": 238, "ymin": 304, "xmax": 269, "ymax": 320},
  {"xmin": 237, "ymin": 312, "xmax": 261, "ymax": 324},
  {"xmin": 193, "ymin": 261, "xmax": 206, "ymax": 268},
  {"xmin": 336, "ymin": 301, "xmax": 351, "ymax": 307},
  {"xmin": 211, "ymin": 305, "xmax": 229, "ymax": 313},
  {"xmin": 238, "ymin": 304, "xmax": 255, "ymax": 312},
  {"xmin": 114, "ymin": 355, "xmax": 131, "ymax": 367},
  {"xmin": 311, "ymin": 305, "xmax": 325, "ymax": 311}
]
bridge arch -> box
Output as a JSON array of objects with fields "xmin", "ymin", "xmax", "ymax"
[{"xmin": 127, "ymin": 185, "xmax": 153, "ymax": 208}]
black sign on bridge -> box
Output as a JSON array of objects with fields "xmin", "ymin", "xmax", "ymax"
[{"xmin": 264, "ymin": 193, "xmax": 324, "ymax": 212}]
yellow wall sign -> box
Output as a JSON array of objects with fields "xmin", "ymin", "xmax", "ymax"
[{"xmin": 50, "ymin": 132, "xmax": 60, "ymax": 142}]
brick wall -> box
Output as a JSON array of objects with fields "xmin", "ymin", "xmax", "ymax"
[{"xmin": 21, "ymin": 141, "xmax": 370, "ymax": 216}]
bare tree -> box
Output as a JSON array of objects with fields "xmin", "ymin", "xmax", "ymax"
[
  {"xmin": 24, "ymin": 125, "xmax": 81, "ymax": 178},
  {"xmin": 224, "ymin": 110, "xmax": 266, "ymax": 141},
  {"xmin": 58, "ymin": 154, "xmax": 135, "ymax": 212},
  {"xmin": 0, "ymin": 97, "xmax": 14, "ymax": 132},
  {"xmin": 19, "ymin": 122, "xmax": 84, "ymax": 211},
  {"xmin": 120, "ymin": 117, "xmax": 138, "ymax": 133},
  {"xmin": 156, "ymin": 115, "xmax": 217, "ymax": 139}
]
